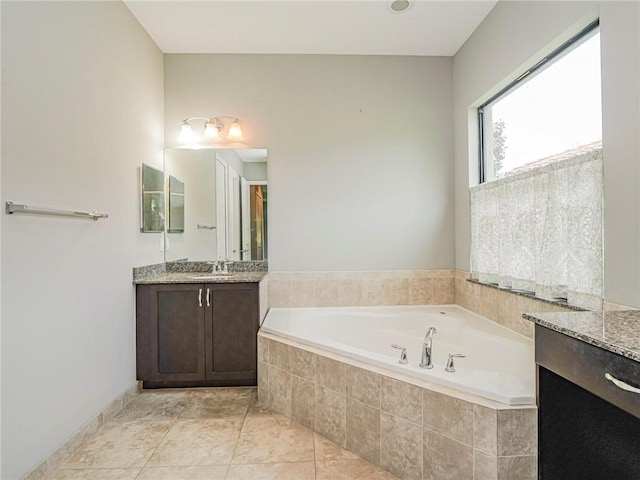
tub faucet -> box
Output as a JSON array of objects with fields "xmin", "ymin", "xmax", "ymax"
[{"xmin": 419, "ymin": 327, "xmax": 437, "ymax": 369}]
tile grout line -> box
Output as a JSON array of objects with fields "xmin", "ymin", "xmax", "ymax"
[
  {"xmin": 223, "ymin": 399, "xmax": 251, "ymax": 479},
  {"xmin": 135, "ymin": 395, "xmax": 188, "ymax": 477}
]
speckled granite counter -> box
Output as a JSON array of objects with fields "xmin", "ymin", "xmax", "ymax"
[
  {"xmin": 134, "ymin": 271, "xmax": 267, "ymax": 285},
  {"xmin": 133, "ymin": 260, "xmax": 268, "ymax": 285},
  {"xmin": 523, "ymin": 310, "xmax": 640, "ymax": 362}
]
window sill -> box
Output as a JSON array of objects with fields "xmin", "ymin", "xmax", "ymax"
[{"xmin": 467, "ymin": 279, "xmax": 587, "ymax": 312}]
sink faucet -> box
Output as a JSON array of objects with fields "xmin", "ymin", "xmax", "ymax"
[
  {"xmin": 419, "ymin": 327, "xmax": 437, "ymax": 369},
  {"xmin": 212, "ymin": 260, "xmax": 228, "ymax": 274}
]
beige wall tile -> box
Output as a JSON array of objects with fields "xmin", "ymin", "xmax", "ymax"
[
  {"xmin": 290, "ymin": 347, "xmax": 316, "ymax": 382},
  {"xmin": 383, "ymin": 278, "xmax": 409, "ymax": 305},
  {"xmin": 292, "ymin": 280, "xmax": 316, "ymax": 307},
  {"xmin": 380, "ymin": 413, "xmax": 422, "ymax": 480},
  {"xmin": 257, "ymin": 335, "xmax": 269, "ymax": 364},
  {"xmin": 346, "ymin": 398, "xmax": 380, "ymax": 465},
  {"xmin": 346, "ymin": 365, "xmax": 380, "ymax": 409},
  {"xmin": 433, "ymin": 278, "xmax": 455, "ymax": 304},
  {"xmin": 497, "ymin": 455, "xmax": 537, "ymax": 480},
  {"xmin": 473, "ymin": 404, "xmax": 497, "ymax": 455},
  {"xmin": 423, "ymin": 390, "xmax": 473, "ymax": 446},
  {"xmin": 315, "ymin": 277, "xmax": 340, "ymax": 307},
  {"xmin": 268, "ymin": 365, "xmax": 291, "ymax": 417},
  {"xmin": 478, "ymin": 285, "xmax": 498, "ymax": 321},
  {"xmin": 268, "ymin": 279, "xmax": 293, "ymax": 307},
  {"xmin": 409, "ymin": 277, "xmax": 433, "ymax": 305},
  {"xmin": 291, "ymin": 375, "xmax": 316, "ymax": 430},
  {"xmin": 497, "ymin": 408, "xmax": 537, "ymax": 456},
  {"xmin": 473, "ymin": 450, "xmax": 498, "ymax": 480},
  {"xmin": 257, "ymin": 361, "xmax": 269, "ymax": 404},
  {"xmin": 380, "ymin": 377, "xmax": 422, "ymax": 425},
  {"xmin": 315, "ymin": 386, "xmax": 346, "ymax": 447},
  {"xmin": 337, "ymin": 278, "xmax": 364, "ymax": 306},
  {"xmin": 316, "ymin": 355, "xmax": 346, "ymax": 394},
  {"xmin": 455, "ymin": 278, "xmax": 470, "ymax": 309},
  {"xmin": 362, "ymin": 277, "xmax": 386, "ymax": 306},
  {"xmin": 269, "ymin": 340, "xmax": 290, "ymax": 372},
  {"xmin": 423, "ymin": 430, "xmax": 473, "ymax": 480}
]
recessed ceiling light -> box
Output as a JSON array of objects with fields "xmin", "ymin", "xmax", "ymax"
[{"xmin": 389, "ymin": 0, "xmax": 411, "ymax": 13}]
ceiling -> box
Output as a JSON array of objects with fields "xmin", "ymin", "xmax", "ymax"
[{"xmin": 123, "ymin": 1, "xmax": 498, "ymax": 56}]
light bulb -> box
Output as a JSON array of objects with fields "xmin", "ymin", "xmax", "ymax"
[
  {"xmin": 179, "ymin": 122, "xmax": 194, "ymax": 142},
  {"xmin": 204, "ymin": 121, "xmax": 221, "ymax": 141},
  {"xmin": 227, "ymin": 119, "xmax": 244, "ymax": 140}
]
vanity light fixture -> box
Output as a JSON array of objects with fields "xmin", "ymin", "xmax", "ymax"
[{"xmin": 178, "ymin": 116, "xmax": 244, "ymax": 143}]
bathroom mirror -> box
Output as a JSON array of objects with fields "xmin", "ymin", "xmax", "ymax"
[
  {"xmin": 140, "ymin": 163, "xmax": 165, "ymax": 233},
  {"xmin": 163, "ymin": 148, "xmax": 268, "ymax": 262},
  {"xmin": 167, "ymin": 175, "xmax": 185, "ymax": 233}
]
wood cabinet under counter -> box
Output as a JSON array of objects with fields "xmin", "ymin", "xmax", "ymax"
[{"xmin": 136, "ymin": 282, "xmax": 259, "ymax": 388}]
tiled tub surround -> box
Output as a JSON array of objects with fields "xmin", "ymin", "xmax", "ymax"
[
  {"xmin": 258, "ymin": 333, "xmax": 537, "ymax": 480},
  {"xmin": 268, "ymin": 270, "xmax": 455, "ymax": 308},
  {"xmin": 268, "ymin": 269, "xmax": 578, "ymax": 338},
  {"xmin": 262, "ymin": 305, "xmax": 535, "ymax": 405}
]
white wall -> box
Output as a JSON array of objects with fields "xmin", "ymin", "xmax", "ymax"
[
  {"xmin": 165, "ymin": 55, "xmax": 454, "ymax": 271},
  {"xmin": 1, "ymin": 2, "xmax": 164, "ymax": 478},
  {"xmin": 243, "ymin": 162, "xmax": 268, "ymax": 182},
  {"xmin": 453, "ymin": 1, "xmax": 640, "ymax": 306}
]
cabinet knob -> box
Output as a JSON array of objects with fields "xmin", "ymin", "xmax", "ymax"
[
  {"xmin": 198, "ymin": 288, "xmax": 203, "ymax": 307},
  {"xmin": 206, "ymin": 288, "xmax": 211, "ymax": 307}
]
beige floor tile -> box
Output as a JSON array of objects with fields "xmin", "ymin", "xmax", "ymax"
[
  {"xmin": 146, "ymin": 418, "xmax": 243, "ymax": 467},
  {"xmin": 226, "ymin": 462, "xmax": 316, "ymax": 480},
  {"xmin": 314, "ymin": 433, "xmax": 359, "ymax": 461},
  {"xmin": 246, "ymin": 399, "xmax": 277, "ymax": 417},
  {"xmin": 231, "ymin": 415, "xmax": 314, "ymax": 464},
  {"xmin": 179, "ymin": 395, "xmax": 250, "ymax": 419},
  {"xmin": 135, "ymin": 465, "xmax": 228, "ymax": 479},
  {"xmin": 64, "ymin": 421, "xmax": 172, "ymax": 469},
  {"xmin": 114, "ymin": 392, "xmax": 188, "ymax": 422},
  {"xmin": 50, "ymin": 469, "xmax": 141, "ymax": 480},
  {"xmin": 316, "ymin": 459, "xmax": 400, "ymax": 480},
  {"xmin": 187, "ymin": 387, "xmax": 256, "ymax": 400}
]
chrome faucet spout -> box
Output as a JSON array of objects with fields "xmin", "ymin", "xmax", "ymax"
[{"xmin": 419, "ymin": 327, "xmax": 437, "ymax": 369}]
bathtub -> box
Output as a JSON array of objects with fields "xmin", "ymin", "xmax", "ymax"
[{"xmin": 261, "ymin": 305, "xmax": 535, "ymax": 405}]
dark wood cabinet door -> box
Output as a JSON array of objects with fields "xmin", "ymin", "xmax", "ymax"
[
  {"xmin": 136, "ymin": 284, "xmax": 205, "ymax": 383},
  {"xmin": 205, "ymin": 283, "xmax": 259, "ymax": 384}
]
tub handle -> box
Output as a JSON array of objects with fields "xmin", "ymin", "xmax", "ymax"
[
  {"xmin": 445, "ymin": 353, "xmax": 466, "ymax": 372},
  {"xmin": 391, "ymin": 344, "xmax": 409, "ymax": 365}
]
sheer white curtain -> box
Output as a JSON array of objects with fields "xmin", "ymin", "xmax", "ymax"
[{"xmin": 470, "ymin": 150, "xmax": 603, "ymax": 311}]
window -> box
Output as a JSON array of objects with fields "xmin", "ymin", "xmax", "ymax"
[
  {"xmin": 479, "ymin": 21, "xmax": 601, "ymax": 182},
  {"xmin": 471, "ymin": 20, "xmax": 604, "ymax": 311}
]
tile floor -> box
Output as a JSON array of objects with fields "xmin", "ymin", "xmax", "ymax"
[{"xmin": 50, "ymin": 387, "xmax": 399, "ymax": 480}]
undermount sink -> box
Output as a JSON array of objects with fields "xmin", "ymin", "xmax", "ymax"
[{"xmin": 188, "ymin": 274, "xmax": 233, "ymax": 279}]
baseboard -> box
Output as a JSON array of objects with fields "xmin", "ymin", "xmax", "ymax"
[{"xmin": 22, "ymin": 382, "xmax": 140, "ymax": 480}]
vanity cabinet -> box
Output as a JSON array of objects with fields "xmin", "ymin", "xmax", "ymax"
[{"xmin": 136, "ymin": 282, "xmax": 259, "ymax": 388}]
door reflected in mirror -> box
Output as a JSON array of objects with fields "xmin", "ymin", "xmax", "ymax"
[{"xmin": 164, "ymin": 148, "xmax": 267, "ymax": 262}]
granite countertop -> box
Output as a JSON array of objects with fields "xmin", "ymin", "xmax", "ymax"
[
  {"xmin": 134, "ymin": 271, "xmax": 267, "ymax": 285},
  {"xmin": 523, "ymin": 310, "xmax": 640, "ymax": 362}
]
